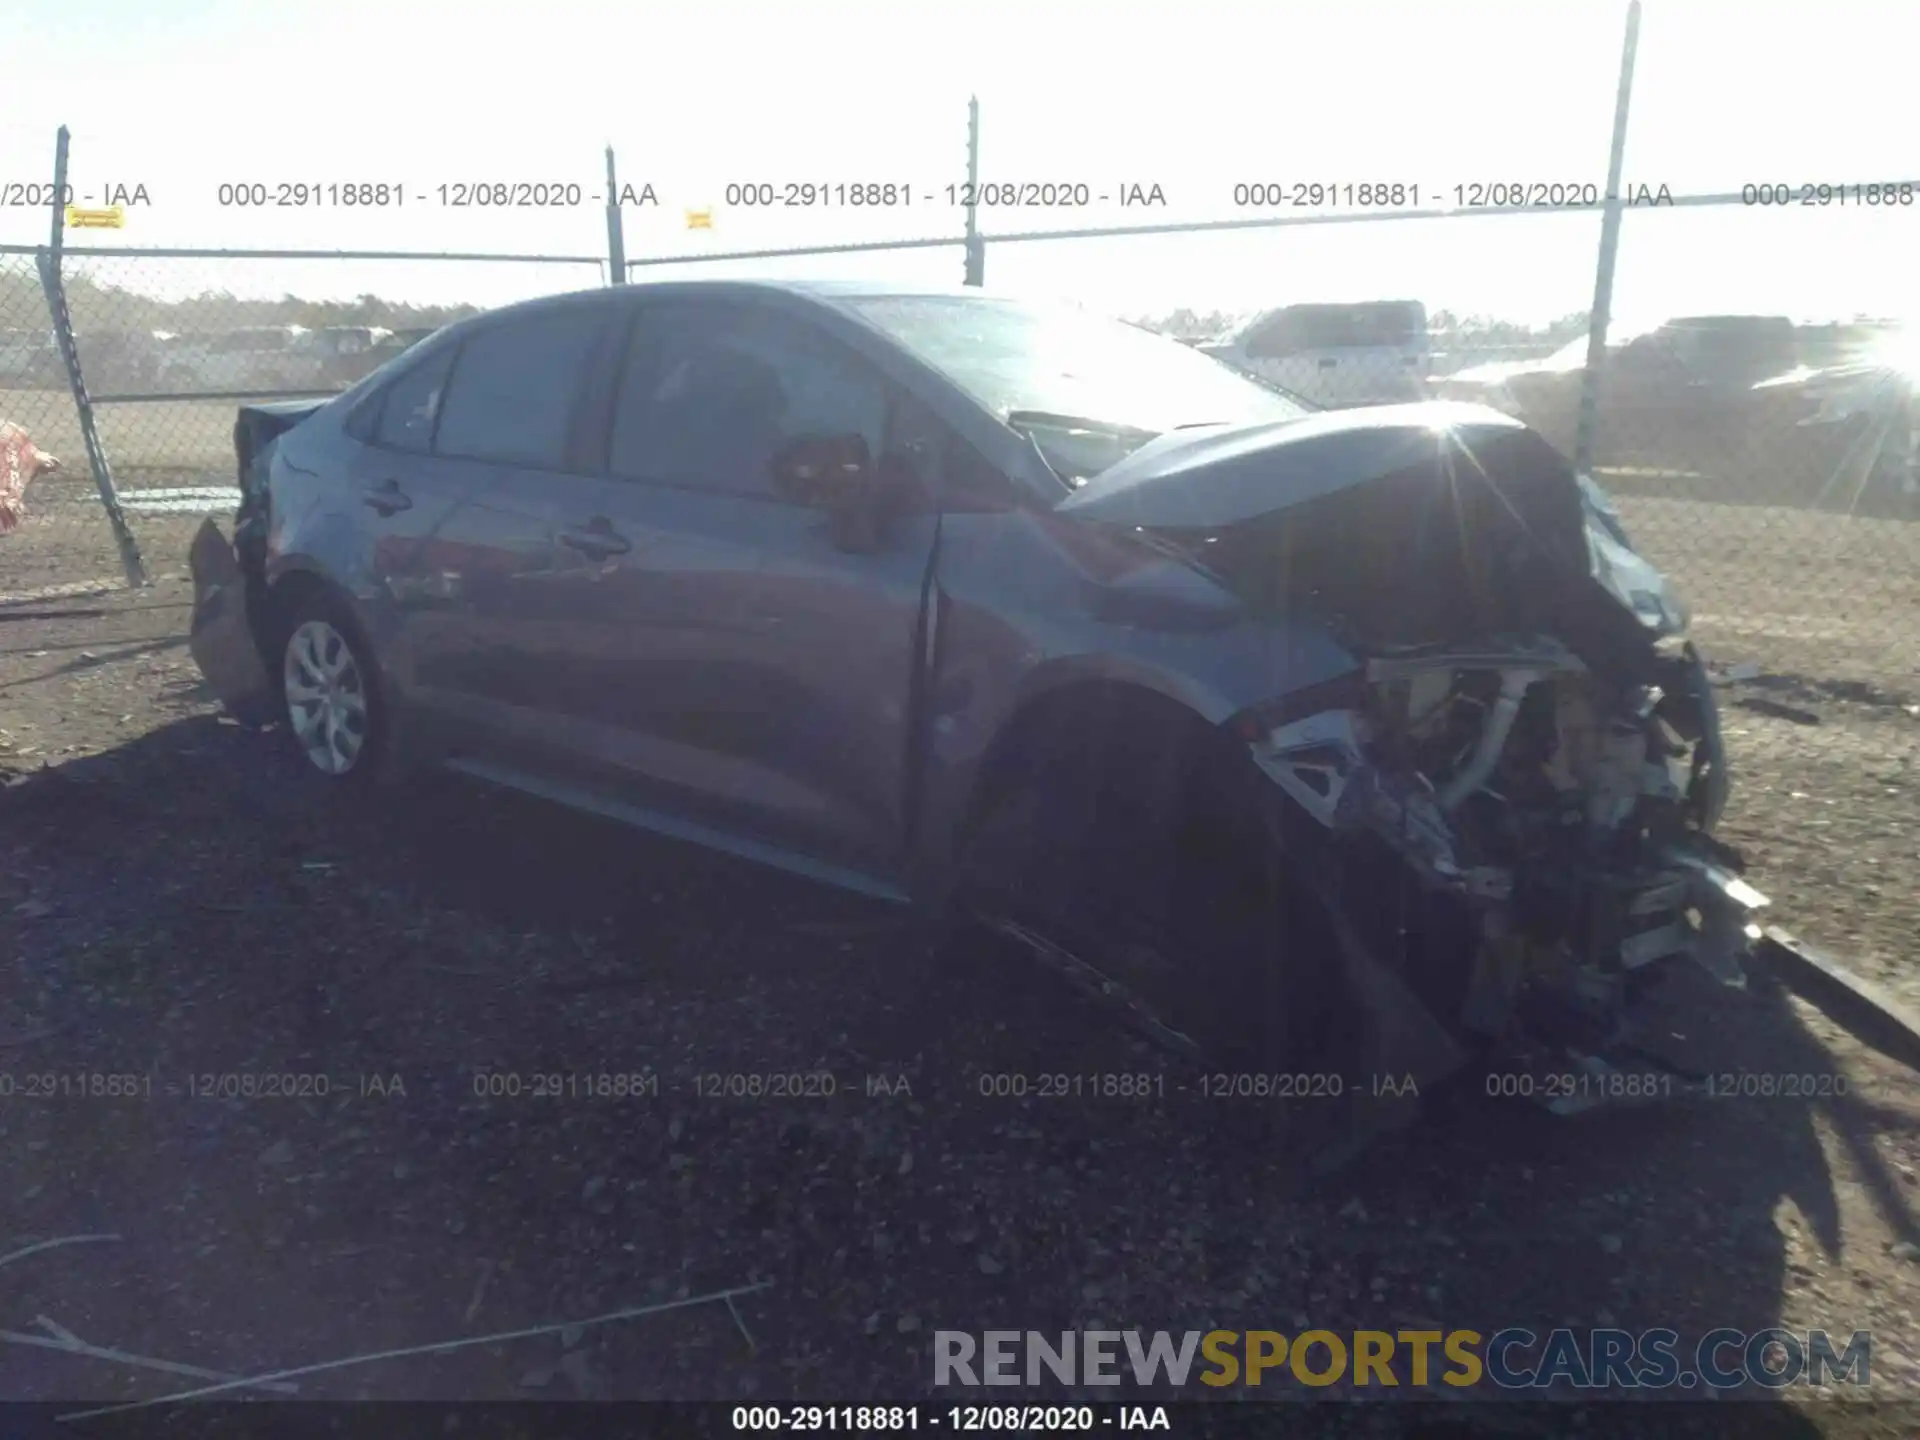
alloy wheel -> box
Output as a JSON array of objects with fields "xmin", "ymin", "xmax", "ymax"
[{"xmin": 282, "ymin": 618, "xmax": 370, "ymax": 775}]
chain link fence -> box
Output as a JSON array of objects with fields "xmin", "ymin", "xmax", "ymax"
[
  {"xmin": 0, "ymin": 246, "xmax": 121, "ymax": 602},
  {"xmin": 3, "ymin": 125, "xmax": 1918, "ymax": 730},
  {"xmin": 1, "ymin": 233, "xmax": 611, "ymax": 602},
  {"xmin": 1497, "ymin": 312, "xmax": 1916, "ymax": 705}
]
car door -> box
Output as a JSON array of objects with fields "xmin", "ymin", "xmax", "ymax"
[
  {"xmin": 350, "ymin": 336, "xmax": 484, "ymax": 719},
  {"xmin": 373, "ymin": 298, "xmax": 620, "ymax": 767},
  {"xmin": 551, "ymin": 296, "xmax": 942, "ymax": 880}
]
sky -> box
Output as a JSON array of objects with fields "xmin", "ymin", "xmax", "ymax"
[{"xmin": 2, "ymin": 0, "xmax": 1917, "ymax": 326}]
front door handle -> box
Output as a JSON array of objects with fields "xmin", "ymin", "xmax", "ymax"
[
  {"xmin": 362, "ymin": 479, "xmax": 412, "ymax": 516},
  {"xmin": 560, "ymin": 520, "xmax": 631, "ymax": 559}
]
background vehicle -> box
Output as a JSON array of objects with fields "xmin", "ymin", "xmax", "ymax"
[
  {"xmin": 1438, "ymin": 315, "xmax": 1794, "ymax": 431},
  {"xmin": 1438, "ymin": 314, "xmax": 1917, "ymax": 511},
  {"xmin": 287, "ymin": 325, "xmax": 393, "ymax": 387},
  {"xmin": 158, "ymin": 326, "xmax": 306, "ymax": 392},
  {"xmin": 1197, "ymin": 300, "xmax": 1431, "ymax": 408},
  {"xmin": 362, "ymin": 326, "xmax": 440, "ymax": 370},
  {"xmin": 75, "ymin": 328, "xmax": 168, "ymax": 392},
  {"xmin": 0, "ymin": 327, "xmax": 65, "ymax": 387},
  {"xmin": 189, "ymin": 279, "xmax": 1763, "ymax": 1111}
]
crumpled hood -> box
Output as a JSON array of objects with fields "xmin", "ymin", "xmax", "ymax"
[
  {"xmin": 1054, "ymin": 401, "xmax": 1537, "ymax": 529},
  {"xmin": 1053, "ymin": 399, "xmax": 1691, "ymax": 644}
]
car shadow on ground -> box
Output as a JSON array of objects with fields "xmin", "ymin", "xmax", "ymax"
[{"xmin": 1, "ymin": 714, "xmax": 1913, "ymax": 1423}]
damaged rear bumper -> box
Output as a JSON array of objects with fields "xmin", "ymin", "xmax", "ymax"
[{"xmin": 188, "ymin": 517, "xmax": 276, "ymax": 727}]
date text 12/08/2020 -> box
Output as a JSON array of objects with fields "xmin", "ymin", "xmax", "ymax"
[
  {"xmin": 1228, "ymin": 182, "xmax": 1681, "ymax": 209},
  {"xmin": 718, "ymin": 183, "xmax": 1168, "ymax": 208},
  {"xmin": 729, "ymin": 1405, "xmax": 1171, "ymax": 1431},
  {"xmin": 203, "ymin": 180, "xmax": 1172, "ymax": 209},
  {"xmin": 972, "ymin": 1072, "xmax": 1418, "ymax": 1101},
  {"xmin": 212, "ymin": 182, "xmax": 663, "ymax": 208},
  {"xmin": 0, "ymin": 1071, "xmax": 408, "ymax": 1100}
]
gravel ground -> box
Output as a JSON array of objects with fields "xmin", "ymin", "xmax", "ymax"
[{"xmin": 0, "ymin": 504, "xmax": 1918, "ymax": 1436}]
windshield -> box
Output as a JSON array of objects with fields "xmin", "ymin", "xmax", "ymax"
[{"xmin": 847, "ymin": 296, "xmax": 1311, "ymax": 478}]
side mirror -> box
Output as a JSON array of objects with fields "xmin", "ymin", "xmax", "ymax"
[
  {"xmin": 771, "ymin": 433, "xmax": 924, "ymax": 552},
  {"xmin": 769, "ymin": 432, "xmax": 876, "ymax": 510}
]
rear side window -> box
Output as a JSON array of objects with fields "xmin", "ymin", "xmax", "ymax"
[
  {"xmin": 373, "ymin": 344, "xmax": 456, "ymax": 454},
  {"xmin": 434, "ymin": 306, "xmax": 607, "ymax": 468}
]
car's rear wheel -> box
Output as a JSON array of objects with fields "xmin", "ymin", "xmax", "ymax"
[{"xmin": 275, "ymin": 591, "xmax": 388, "ymax": 785}]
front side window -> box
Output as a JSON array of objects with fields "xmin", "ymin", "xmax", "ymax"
[
  {"xmin": 434, "ymin": 306, "xmax": 607, "ymax": 468},
  {"xmin": 373, "ymin": 343, "xmax": 457, "ymax": 455},
  {"xmin": 609, "ymin": 303, "xmax": 889, "ymax": 496}
]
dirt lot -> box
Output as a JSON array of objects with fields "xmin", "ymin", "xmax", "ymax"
[{"xmin": 1, "ymin": 492, "xmax": 1918, "ymax": 1434}]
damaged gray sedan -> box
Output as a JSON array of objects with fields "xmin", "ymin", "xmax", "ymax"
[{"xmin": 190, "ymin": 279, "xmax": 1767, "ymax": 1111}]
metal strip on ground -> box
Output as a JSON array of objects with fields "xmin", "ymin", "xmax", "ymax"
[{"xmin": 1760, "ymin": 925, "xmax": 1920, "ymax": 1073}]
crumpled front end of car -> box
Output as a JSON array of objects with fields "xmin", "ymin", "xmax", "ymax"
[
  {"xmin": 1243, "ymin": 629, "xmax": 1765, "ymax": 1113},
  {"xmin": 1061, "ymin": 405, "xmax": 1771, "ymax": 1114}
]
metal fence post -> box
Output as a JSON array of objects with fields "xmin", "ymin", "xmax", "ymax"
[
  {"xmin": 1572, "ymin": 0, "xmax": 1642, "ymax": 477},
  {"xmin": 39, "ymin": 125, "xmax": 146, "ymax": 587},
  {"xmin": 605, "ymin": 145, "xmax": 627, "ymax": 284},
  {"xmin": 963, "ymin": 97, "xmax": 985, "ymax": 286}
]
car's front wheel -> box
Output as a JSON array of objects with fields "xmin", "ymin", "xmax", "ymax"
[
  {"xmin": 951, "ymin": 719, "xmax": 1350, "ymax": 1072},
  {"xmin": 276, "ymin": 591, "xmax": 388, "ymax": 784}
]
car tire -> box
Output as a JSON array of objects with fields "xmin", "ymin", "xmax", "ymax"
[
  {"xmin": 952, "ymin": 737, "xmax": 1349, "ymax": 1072},
  {"xmin": 272, "ymin": 588, "xmax": 391, "ymax": 788}
]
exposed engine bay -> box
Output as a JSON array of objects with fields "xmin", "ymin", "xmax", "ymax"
[
  {"xmin": 1249, "ymin": 634, "xmax": 1768, "ymax": 1111},
  {"xmin": 1061, "ymin": 416, "xmax": 1780, "ymax": 1114}
]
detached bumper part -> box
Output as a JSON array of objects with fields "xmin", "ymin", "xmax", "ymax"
[
  {"xmin": 188, "ymin": 517, "xmax": 276, "ymax": 726},
  {"xmin": 1250, "ymin": 710, "xmax": 1513, "ymax": 900},
  {"xmin": 1659, "ymin": 843, "xmax": 1770, "ymax": 985}
]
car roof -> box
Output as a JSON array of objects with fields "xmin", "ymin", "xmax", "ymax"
[{"xmin": 463, "ymin": 276, "xmax": 1032, "ymax": 329}]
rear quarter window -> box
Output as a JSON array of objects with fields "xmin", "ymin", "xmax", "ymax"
[{"xmin": 372, "ymin": 344, "xmax": 457, "ymax": 455}]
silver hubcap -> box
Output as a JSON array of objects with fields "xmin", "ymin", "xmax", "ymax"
[{"xmin": 283, "ymin": 619, "xmax": 370, "ymax": 775}]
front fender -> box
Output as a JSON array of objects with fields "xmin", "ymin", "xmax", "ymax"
[{"xmin": 906, "ymin": 508, "xmax": 1362, "ymax": 889}]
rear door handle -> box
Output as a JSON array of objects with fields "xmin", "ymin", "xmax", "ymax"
[
  {"xmin": 362, "ymin": 479, "xmax": 412, "ymax": 515},
  {"xmin": 561, "ymin": 520, "xmax": 631, "ymax": 559}
]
